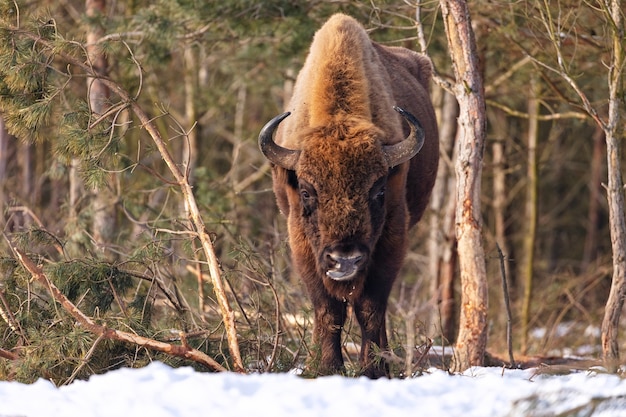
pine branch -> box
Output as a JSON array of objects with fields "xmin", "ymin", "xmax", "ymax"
[
  {"xmin": 4, "ymin": 25, "xmax": 244, "ymax": 372},
  {"xmin": 13, "ymin": 247, "xmax": 227, "ymax": 372}
]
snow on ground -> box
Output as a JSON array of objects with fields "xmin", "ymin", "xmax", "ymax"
[{"xmin": 2, "ymin": 362, "xmax": 626, "ymax": 416}]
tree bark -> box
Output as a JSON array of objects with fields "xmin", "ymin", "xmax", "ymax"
[
  {"xmin": 86, "ymin": 0, "xmax": 117, "ymax": 256},
  {"xmin": 582, "ymin": 126, "xmax": 605, "ymax": 269},
  {"xmin": 520, "ymin": 76, "xmax": 540, "ymax": 354},
  {"xmin": 600, "ymin": 0, "xmax": 626, "ymax": 370},
  {"xmin": 428, "ymin": 88, "xmax": 459, "ymax": 343},
  {"xmin": 439, "ymin": 0, "xmax": 489, "ymax": 371},
  {"xmin": 183, "ymin": 46, "xmax": 199, "ymax": 185},
  {"xmin": 489, "ymin": 109, "xmax": 511, "ymax": 286},
  {"xmin": 0, "ymin": 117, "xmax": 8, "ymax": 229}
]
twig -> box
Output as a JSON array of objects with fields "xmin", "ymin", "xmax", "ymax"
[
  {"xmin": 412, "ymin": 339, "xmax": 433, "ymax": 375},
  {"xmin": 415, "ymin": 1, "xmax": 454, "ymax": 93},
  {"xmin": 0, "ymin": 288, "xmax": 26, "ymax": 339},
  {"xmin": 496, "ymin": 243, "xmax": 516, "ymax": 368},
  {"xmin": 13, "ymin": 247, "xmax": 227, "ymax": 372},
  {"xmin": 65, "ymin": 333, "xmax": 105, "ymax": 384},
  {"xmin": 263, "ymin": 250, "xmax": 282, "ymax": 373}
]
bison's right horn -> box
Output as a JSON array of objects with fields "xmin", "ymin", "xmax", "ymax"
[
  {"xmin": 258, "ymin": 112, "xmax": 301, "ymax": 171},
  {"xmin": 383, "ymin": 106, "xmax": 425, "ymax": 168}
]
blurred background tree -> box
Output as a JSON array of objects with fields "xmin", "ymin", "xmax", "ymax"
[{"xmin": 0, "ymin": 0, "xmax": 623, "ymax": 381}]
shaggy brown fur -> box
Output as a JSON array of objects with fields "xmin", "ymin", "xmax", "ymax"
[{"xmin": 265, "ymin": 14, "xmax": 439, "ymax": 378}]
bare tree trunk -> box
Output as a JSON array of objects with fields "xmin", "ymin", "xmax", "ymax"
[
  {"xmin": 182, "ymin": 46, "xmax": 204, "ymax": 313},
  {"xmin": 19, "ymin": 143, "xmax": 32, "ymax": 205},
  {"xmin": 437, "ymin": 213, "xmax": 457, "ymax": 343},
  {"xmin": 439, "ymin": 0, "xmax": 489, "ymax": 371},
  {"xmin": 183, "ymin": 46, "xmax": 198, "ymax": 185},
  {"xmin": 18, "ymin": 141, "xmax": 33, "ymax": 229},
  {"xmin": 520, "ymin": 76, "xmax": 540, "ymax": 354},
  {"xmin": 86, "ymin": 0, "xmax": 116, "ymax": 257},
  {"xmin": 582, "ymin": 125, "xmax": 605, "ymax": 269},
  {"xmin": 601, "ymin": 0, "xmax": 626, "ymax": 369},
  {"xmin": 428, "ymin": 88, "xmax": 459, "ymax": 343},
  {"xmin": 0, "ymin": 116, "xmax": 8, "ymax": 229},
  {"xmin": 489, "ymin": 109, "xmax": 511, "ymax": 284},
  {"xmin": 69, "ymin": 158, "xmax": 83, "ymax": 221}
]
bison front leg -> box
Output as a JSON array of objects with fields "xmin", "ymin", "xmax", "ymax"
[
  {"xmin": 310, "ymin": 295, "xmax": 347, "ymax": 375},
  {"xmin": 354, "ymin": 296, "xmax": 390, "ymax": 378}
]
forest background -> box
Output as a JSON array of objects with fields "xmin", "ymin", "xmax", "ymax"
[{"xmin": 0, "ymin": 0, "xmax": 624, "ymax": 383}]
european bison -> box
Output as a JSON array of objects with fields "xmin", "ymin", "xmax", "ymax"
[{"xmin": 259, "ymin": 13, "xmax": 439, "ymax": 378}]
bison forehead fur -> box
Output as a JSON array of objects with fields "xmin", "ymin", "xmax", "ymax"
[
  {"xmin": 294, "ymin": 121, "xmax": 390, "ymax": 267},
  {"xmin": 259, "ymin": 13, "xmax": 439, "ymax": 378},
  {"xmin": 297, "ymin": 121, "xmax": 388, "ymax": 200}
]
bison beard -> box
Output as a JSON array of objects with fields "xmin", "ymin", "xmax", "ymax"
[{"xmin": 259, "ymin": 14, "xmax": 439, "ymax": 378}]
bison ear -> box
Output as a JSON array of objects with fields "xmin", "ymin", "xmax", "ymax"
[
  {"xmin": 258, "ymin": 112, "xmax": 301, "ymax": 171},
  {"xmin": 382, "ymin": 107, "xmax": 425, "ymax": 168}
]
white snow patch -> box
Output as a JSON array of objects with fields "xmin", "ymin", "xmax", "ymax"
[{"xmin": 1, "ymin": 362, "xmax": 626, "ymax": 416}]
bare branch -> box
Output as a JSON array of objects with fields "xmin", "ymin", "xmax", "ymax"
[
  {"xmin": 485, "ymin": 56, "xmax": 532, "ymax": 95},
  {"xmin": 525, "ymin": 53, "xmax": 605, "ymax": 128},
  {"xmin": 486, "ymin": 99, "xmax": 588, "ymax": 121},
  {"xmin": 0, "ymin": 347, "xmax": 18, "ymax": 360},
  {"xmin": 415, "ymin": 1, "xmax": 454, "ymax": 93}
]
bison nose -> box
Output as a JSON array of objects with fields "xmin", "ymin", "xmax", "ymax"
[{"xmin": 323, "ymin": 246, "xmax": 367, "ymax": 281}]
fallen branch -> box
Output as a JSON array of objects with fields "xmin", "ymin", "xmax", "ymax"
[
  {"xmin": 0, "ymin": 347, "xmax": 18, "ymax": 361},
  {"xmin": 13, "ymin": 247, "xmax": 227, "ymax": 373}
]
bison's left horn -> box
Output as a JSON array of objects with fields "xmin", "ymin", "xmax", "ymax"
[
  {"xmin": 258, "ymin": 112, "xmax": 301, "ymax": 171},
  {"xmin": 383, "ymin": 106, "xmax": 425, "ymax": 168}
]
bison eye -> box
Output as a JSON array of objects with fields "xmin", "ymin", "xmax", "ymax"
[
  {"xmin": 371, "ymin": 187, "xmax": 385, "ymax": 205},
  {"xmin": 375, "ymin": 188, "xmax": 385, "ymax": 201},
  {"xmin": 370, "ymin": 177, "xmax": 387, "ymax": 205},
  {"xmin": 299, "ymin": 181, "xmax": 318, "ymax": 215}
]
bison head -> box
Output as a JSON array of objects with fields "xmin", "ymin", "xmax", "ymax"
[{"xmin": 259, "ymin": 107, "xmax": 424, "ymax": 282}]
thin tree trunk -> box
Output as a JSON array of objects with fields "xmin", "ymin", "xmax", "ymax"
[
  {"xmin": 582, "ymin": 125, "xmax": 605, "ymax": 269},
  {"xmin": 439, "ymin": 0, "xmax": 489, "ymax": 371},
  {"xmin": 428, "ymin": 88, "xmax": 458, "ymax": 343},
  {"xmin": 69, "ymin": 157, "xmax": 83, "ymax": 221},
  {"xmin": 601, "ymin": 0, "xmax": 626, "ymax": 370},
  {"xmin": 438, "ymin": 211, "xmax": 457, "ymax": 343},
  {"xmin": 19, "ymin": 142, "xmax": 32, "ymax": 206},
  {"xmin": 490, "ymin": 109, "xmax": 511, "ymax": 285},
  {"xmin": 17, "ymin": 141, "xmax": 33, "ymax": 229},
  {"xmin": 520, "ymin": 76, "xmax": 540, "ymax": 354},
  {"xmin": 0, "ymin": 116, "xmax": 8, "ymax": 229},
  {"xmin": 182, "ymin": 46, "xmax": 204, "ymax": 314},
  {"xmin": 86, "ymin": 0, "xmax": 116, "ymax": 256},
  {"xmin": 183, "ymin": 46, "xmax": 198, "ymax": 185}
]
